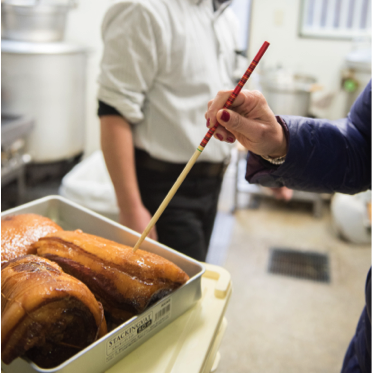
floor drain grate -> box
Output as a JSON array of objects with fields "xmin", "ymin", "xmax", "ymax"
[{"xmin": 268, "ymin": 248, "xmax": 330, "ymax": 283}]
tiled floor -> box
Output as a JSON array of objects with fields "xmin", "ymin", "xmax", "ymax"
[{"xmin": 209, "ymin": 162, "xmax": 371, "ymax": 373}]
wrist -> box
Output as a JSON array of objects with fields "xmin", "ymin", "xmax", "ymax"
[
  {"xmin": 268, "ymin": 116, "xmax": 288, "ymax": 158},
  {"xmin": 117, "ymin": 196, "xmax": 144, "ymax": 214},
  {"xmin": 261, "ymin": 154, "xmax": 286, "ymax": 165}
]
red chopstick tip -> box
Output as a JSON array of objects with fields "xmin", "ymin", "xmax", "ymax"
[{"xmin": 254, "ymin": 41, "xmax": 270, "ymax": 61}]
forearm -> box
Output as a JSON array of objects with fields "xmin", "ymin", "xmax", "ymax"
[
  {"xmin": 247, "ymin": 115, "xmax": 371, "ymax": 194},
  {"xmin": 100, "ymin": 115, "xmax": 143, "ymax": 213}
]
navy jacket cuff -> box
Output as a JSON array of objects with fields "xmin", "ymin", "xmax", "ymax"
[{"xmin": 245, "ymin": 116, "xmax": 289, "ymax": 185}]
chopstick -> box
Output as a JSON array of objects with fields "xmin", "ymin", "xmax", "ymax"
[{"xmin": 133, "ymin": 41, "xmax": 270, "ymax": 252}]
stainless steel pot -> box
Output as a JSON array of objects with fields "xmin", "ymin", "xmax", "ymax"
[
  {"xmin": 1, "ymin": 40, "xmax": 87, "ymax": 162},
  {"xmin": 1, "ymin": 0, "xmax": 76, "ymax": 42},
  {"xmin": 260, "ymin": 68, "xmax": 317, "ymax": 116}
]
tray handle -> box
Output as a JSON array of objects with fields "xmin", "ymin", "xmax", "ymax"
[{"xmin": 203, "ymin": 263, "xmax": 231, "ymax": 299}]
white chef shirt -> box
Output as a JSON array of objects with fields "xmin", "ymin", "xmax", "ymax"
[{"xmin": 97, "ymin": 0, "xmax": 239, "ymax": 163}]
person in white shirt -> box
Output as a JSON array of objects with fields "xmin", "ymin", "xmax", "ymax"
[{"xmin": 98, "ymin": 0, "xmax": 239, "ymax": 260}]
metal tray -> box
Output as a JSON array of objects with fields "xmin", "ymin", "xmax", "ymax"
[{"xmin": 1, "ymin": 196, "xmax": 205, "ymax": 373}]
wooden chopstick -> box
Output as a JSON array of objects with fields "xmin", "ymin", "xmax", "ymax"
[{"xmin": 133, "ymin": 41, "xmax": 270, "ymax": 252}]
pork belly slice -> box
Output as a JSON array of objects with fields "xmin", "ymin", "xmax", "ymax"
[
  {"xmin": 1, "ymin": 213, "xmax": 63, "ymax": 264},
  {"xmin": 1, "ymin": 255, "xmax": 107, "ymax": 368},
  {"xmin": 33, "ymin": 230, "xmax": 190, "ymax": 323}
]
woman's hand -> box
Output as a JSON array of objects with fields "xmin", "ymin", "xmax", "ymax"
[{"xmin": 205, "ymin": 90, "xmax": 287, "ymax": 158}]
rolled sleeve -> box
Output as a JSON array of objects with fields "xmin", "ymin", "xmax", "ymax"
[{"xmin": 97, "ymin": 2, "xmax": 162, "ymax": 124}]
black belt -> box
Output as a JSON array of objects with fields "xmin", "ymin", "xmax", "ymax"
[{"xmin": 135, "ymin": 148, "xmax": 229, "ymax": 178}]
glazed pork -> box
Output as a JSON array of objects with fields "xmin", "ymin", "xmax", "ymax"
[
  {"xmin": 1, "ymin": 255, "xmax": 107, "ymax": 368},
  {"xmin": 1, "ymin": 213, "xmax": 63, "ymax": 264},
  {"xmin": 33, "ymin": 230, "xmax": 190, "ymax": 323}
]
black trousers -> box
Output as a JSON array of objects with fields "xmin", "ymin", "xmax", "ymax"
[{"xmin": 135, "ymin": 150, "xmax": 225, "ymax": 261}]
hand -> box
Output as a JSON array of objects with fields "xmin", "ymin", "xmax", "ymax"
[
  {"xmin": 268, "ymin": 187, "xmax": 293, "ymax": 201},
  {"xmin": 119, "ymin": 205, "xmax": 158, "ymax": 241},
  {"xmin": 205, "ymin": 90, "xmax": 287, "ymax": 158}
]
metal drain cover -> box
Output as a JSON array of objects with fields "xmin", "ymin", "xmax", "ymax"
[{"xmin": 268, "ymin": 248, "xmax": 330, "ymax": 283}]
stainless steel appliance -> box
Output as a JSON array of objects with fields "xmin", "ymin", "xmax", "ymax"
[
  {"xmin": 260, "ymin": 67, "xmax": 317, "ymax": 116},
  {"xmin": 1, "ymin": 0, "xmax": 76, "ymax": 43},
  {"xmin": 1, "ymin": 114, "xmax": 33, "ymax": 204},
  {"xmin": 1, "ymin": 40, "xmax": 87, "ymax": 163}
]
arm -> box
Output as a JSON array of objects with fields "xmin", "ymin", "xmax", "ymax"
[
  {"xmin": 100, "ymin": 115, "xmax": 157, "ymax": 239},
  {"xmin": 249, "ymin": 82, "xmax": 371, "ymax": 194},
  {"xmin": 205, "ymin": 81, "xmax": 371, "ymax": 195},
  {"xmin": 97, "ymin": 3, "xmax": 162, "ymax": 238},
  {"xmin": 246, "ymin": 113, "xmax": 371, "ymax": 194}
]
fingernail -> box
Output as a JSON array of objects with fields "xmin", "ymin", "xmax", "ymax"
[
  {"xmin": 206, "ymin": 118, "xmax": 210, "ymax": 128},
  {"xmin": 216, "ymin": 134, "xmax": 223, "ymax": 141},
  {"xmin": 227, "ymin": 137, "xmax": 234, "ymax": 143},
  {"xmin": 221, "ymin": 110, "xmax": 230, "ymax": 122}
]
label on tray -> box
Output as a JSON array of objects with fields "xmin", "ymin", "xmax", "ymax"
[{"xmin": 105, "ymin": 297, "xmax": 172, "ymax": 363}]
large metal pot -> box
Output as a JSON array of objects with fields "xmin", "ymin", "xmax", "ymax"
[
  {"xmin": 1, "ymin": 40, "xmax": 87, "ymax": 163},
  {"xmin": 260, "ymin": 68, "xmax": 317, "ymax": 116},
  {"xmin": 1, "ymin": 0, "xmax": 76, "ymax": 42}
]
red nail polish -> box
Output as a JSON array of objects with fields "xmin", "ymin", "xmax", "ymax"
[
  {"xmin": 216, "ymin": 134, "xmax": 223, "ymax": 141},
  {"xmin": 221, "ymin": 110, "xmax": 230, "ymax": 122},
  {"xmin": 227, "ymin": 137, "xmax": 234, "ymax": 143},
  {"xmin": 206, "ymin": 118, "xmax": 210, "ymax": 128}
]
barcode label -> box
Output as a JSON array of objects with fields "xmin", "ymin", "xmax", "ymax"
[
  {"xmin": 155, "ymin": 304, "xmax": 170, "ymax": 321},
  {"xmin": 105, "ymin": 297, "xmax": 172, "ymax": 363}
]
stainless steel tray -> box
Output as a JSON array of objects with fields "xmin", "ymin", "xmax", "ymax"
[{"xmin": 1, "ymin": 196, "xmax": 205, "ymax": 373}]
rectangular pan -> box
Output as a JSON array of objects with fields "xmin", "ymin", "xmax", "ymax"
[{"xmin": 1, "ymin": 195, "xmax": 205, "ymax": 373}]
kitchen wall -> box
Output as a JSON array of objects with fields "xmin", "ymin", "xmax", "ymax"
[{"xmin": 247, "ymin": 0, "xmax": 366, "ymax": 120}]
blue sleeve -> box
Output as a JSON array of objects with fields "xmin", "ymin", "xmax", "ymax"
[{"xmin": 246, "ymin": 81, "xmax": 371, "ymax": 194}]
